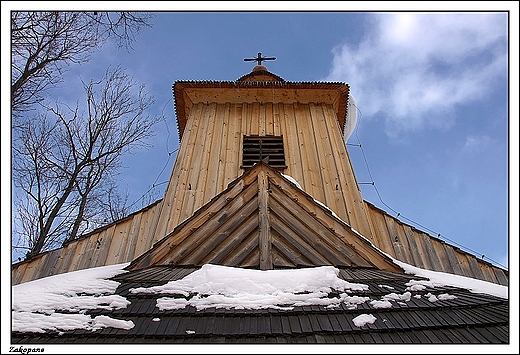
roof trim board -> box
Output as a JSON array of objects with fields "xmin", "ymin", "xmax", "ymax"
[{"xmin": 173, "ymin": 79, "xmax": 350, "ymax": 139}]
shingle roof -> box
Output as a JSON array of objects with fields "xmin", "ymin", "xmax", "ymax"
[
  {"xmin": 11, "ymin": 265, "xmax": 509, "ymax": 344},
  {"xmin": 11, "ymin": 161, "xmax": 510, "ymax": 345}
]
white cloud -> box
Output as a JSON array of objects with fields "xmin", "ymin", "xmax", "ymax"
[
  {"xmin": 325, "ymin": 13, "xmax": 507, "ymax": 137},
  {"xmin": 462, "ymin": 135, "xmax": 496, "ymax": 153}
]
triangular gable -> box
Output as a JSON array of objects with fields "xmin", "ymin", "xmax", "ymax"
[
  {"xmin": 128, "ymin": 162, "xmax": 402, "ymax": 273},
  {"xmin": 236, "ymin": 69, "xmax": 285, "ymax": 82}
]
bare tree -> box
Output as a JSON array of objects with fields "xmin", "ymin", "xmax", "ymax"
[
  {"xmin": 11, "ymin": 11, "xmax": 153, "ymax": 120},
  {"xmin": 13, "ymin": 66, "xmax": 159, "ymax": 259}
]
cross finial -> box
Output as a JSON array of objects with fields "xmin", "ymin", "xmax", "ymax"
[{"xmin": 244, "ymin": 52, "xmax": 276, "ymax": 66}]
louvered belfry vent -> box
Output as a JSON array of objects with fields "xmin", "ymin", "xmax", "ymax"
[{"xmin": 242, "ymin": 136, "xmax": 286, "ymax": 169}]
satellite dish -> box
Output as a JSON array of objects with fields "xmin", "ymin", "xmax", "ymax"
[{"xmin": 344, "ymin": 95, "xmax": 358, "ymax": 142}]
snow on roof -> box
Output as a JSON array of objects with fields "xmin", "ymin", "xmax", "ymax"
[
  {"xmin": 395, "ymin": 259, "xmax": 508, "ymax": 299},
  {"xmin": 280, "ymin": 172, "xmax": 508, "ymax": 300},
  {"xmin": 280, "ymin": 170, "xmax": 508, "ymax": 301},
  {"xmin": 282, "ymin": 173, "xmax": 303, "ymax": 189},
  {"xmin": 130, "ymin": 264, "xmax": 370, "ymax": 311},
  {"xmin": 12, "ymin": 258, "xmax": 507, "ymax": 334},
  {"xmin": 10, "ymin": 173, "xmax": 507, "ymax": 333},
  {"xmin": 12, "ymin": 263, "xmax": 133, "ymax": 333}
]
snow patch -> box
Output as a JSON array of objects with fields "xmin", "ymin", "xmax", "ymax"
[
  {"xmin": 382, "ymin": 291, "xmax": 412, "ymax": 303},
  {"xmin": 91, "ymin": 315, "xmax": 134, "ymax": 330},
  {"xmin": 282, "ymin": 174, "xmax": 302, "ymax": 190},
  {"xmin": 426, "ymin": 292, "xmax": 438, "ymax": 302},
  {"xmin": 394, "ymin": 259, "xmax": 508, "ymax": 299},
  {"xmin": 405, "ymin": 280, "xmax": 429, "ymax": 291},
  {"xmin": 12, "ymin": 263, "xmax": 133, "ymax": 333},
  {"xmin": 370, "ymin": 299, "xmax": 393, "ymax": 309},
  {"xmin": 282, "ymin": 174, "xmax": 341, "ymax": 219},
  {"xmin": 437, "ymin": 293, "xmax": 458, "ymax": 301},
  {"xmin": 425, "ymin": 292, "xmax": 457, "ymax": 303},
  {"xmin": 132, "ymin": 264, "xmax": 369, "ymax": 311},
  {"xmin": 12, "ymin": 227, "xmax": 508, "ymax": 336},
  {"xmin": 352, "ymin": 314, "xmax": 377, "ymax": 327}
]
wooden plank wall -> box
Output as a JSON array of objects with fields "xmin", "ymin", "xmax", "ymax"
[
  {"xmin": 12, "ymin": 99, "xmax": 509, "ymax": 287},
  {"xmin": 14, "ymin": 100, "xmax": 373, "ymax": 284},
  {"xmin": 155, "ymin": 102, "xmax": 374, "ymax": 243},
  {"xmin": 363, "ymin": 201, "xmax": 508, "ymax": 286},
  {"xmin": 12, "ymin": 200, "xmax": 163, "ymax": 285}
]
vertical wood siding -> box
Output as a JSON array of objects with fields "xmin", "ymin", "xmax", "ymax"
[
  {"xmin": 156, "ymin": 101, "xmax": 373, "ymax": 241},
  {"xmin": 363, "ymin": 201, "xmax": 508, "ymax": 286},
  {"xmin": 12, "ymin": 201, "xmax": 163, "ymax": 284},
  {"xmin": 11, "ymin": 99, "xmax": 508, "ymax": 287}
]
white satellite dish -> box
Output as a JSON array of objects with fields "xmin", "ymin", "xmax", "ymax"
[{"xmin": 343, "ymin": 95, "xmax": 358, "ymax": 142}]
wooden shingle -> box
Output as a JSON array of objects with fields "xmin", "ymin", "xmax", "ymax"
[{"xmin": 14, "ymin": 264, "xmax": 508, "ymax": 344}]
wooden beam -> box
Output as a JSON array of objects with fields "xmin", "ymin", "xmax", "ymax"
[
  {"xmin": 258, "ymin": 170, "xmax": 272, "ymax": 270},
  {"xmin": 199, "ymin": 212, "xmax": 260, "ymax": 266}
]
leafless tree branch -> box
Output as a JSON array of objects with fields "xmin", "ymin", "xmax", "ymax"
[
  {"xmin": 11, "ymin": 11, "xmax": 153, "ymax": 120},
  {"xmin": 13, "ymin": 66, "xmax": 159, "ymax": 259}
]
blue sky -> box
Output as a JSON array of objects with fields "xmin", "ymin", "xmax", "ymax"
[{"xmin": 3, "ymin": 5, "xmax": 518, "ymax": 270}]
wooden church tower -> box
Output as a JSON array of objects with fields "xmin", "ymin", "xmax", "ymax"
[
  {"xmin": 151, "ymin": 54, "xmax": 374, "ymax": 259},
  {"xmin": 11, "ymin": 54, "xmax": 508, "ymax": 285}
]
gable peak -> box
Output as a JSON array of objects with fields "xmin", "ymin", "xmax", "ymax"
[{"xmin": 127, "ymin": 162, "xmax": 402, "ymax": 273}]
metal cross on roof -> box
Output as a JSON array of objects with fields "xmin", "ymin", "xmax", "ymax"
[{"xmin": 244, "ymin": 52, "xmax": 276, "ymax": 65}]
